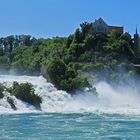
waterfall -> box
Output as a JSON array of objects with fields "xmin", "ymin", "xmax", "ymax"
[{"xmin": 0, "ymin": 75, "xmax": 140, "ymax": 115}]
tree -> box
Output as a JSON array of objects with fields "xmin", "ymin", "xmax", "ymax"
[
  {"xmin": 0, "ymin": 46, "xmax": 4, "ymax": 56},
  {"xmin": 45, "ymin": 58, "xmax": 89, "ymax": 93},
  {"xmin": 108, "ymin": 30, "xmax": 122, "ymax": 43},
  {"xmin": 66, "ymin": 35, "xmax": 73, "ymax": 48},
  {"xmin": 80, "ymin": 22, "xmax": 92, "ymax": 39},
  {"xmin": 5, "ymin": 35, "xmax": 15, "ymax": 52},
  {"xmin": 20, "ymin": 35, "xmax": 31, "ymax": 46},
  {"xmin": 84, "ymin": 35, "xmax": 96, "ymax": 51},
  {"xmin": 46, "ymin": 59, "xmax": 68, "ymax": 86},
  {"xmin": 73, "ymin": 28, "xmax": 83, "ymax": 44},
  {"xmin": 11, "ymin": 82, "xmax": 42, "ymax": 109},
  {"xmin": 120, "ymin": 32, "xmax": 133, "ymax": 46},
  {"xmin": 69, "ymin": 43, "xmax": 85, "ymax": 59}
]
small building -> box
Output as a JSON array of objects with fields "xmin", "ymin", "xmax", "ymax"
[{"xmin": 91, "ymin": 18, "xmax": 124, "ymax": 34}]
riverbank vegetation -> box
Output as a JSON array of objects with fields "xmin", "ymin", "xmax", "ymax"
[
  {"xmin": 0, "ymin": 22, "xmax": 139, "ymax": 92},
  {"xmin": 0, "ymin": 82, "xmax": 42, "ymax": 110}
]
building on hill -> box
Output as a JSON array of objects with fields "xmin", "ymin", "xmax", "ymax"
[
  {"xmin": 134, "ymin": 27, "xmax": 139, "ymax": 48},
  {"xmin": 91, "ymin": 18, "xmax": 124, "ymax": 34},
  {"xmin": 108, "ymin": 26, "xmax": 124, "ymax": 33}
]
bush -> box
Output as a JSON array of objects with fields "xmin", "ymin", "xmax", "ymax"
[
  {"xmin": 72, "ymin": 77, "xmax": 90, "ymax": 90},
  {"xmin": 82, "ymin": 63, "xmax": 104, "ymax": 72},
  {"xmin": 46, "ymin": 58, "xmax": 69, "ymax": 88},
  {"xmin": 10, "ymin": 82, "xmax": 42, "ymax": 109},
  {"xmin": 68, "ymin": 62, "xmax": 84, "ymax": 71},
  {"xmin": 45, "ymin": 58, "xmax": 90, "ymax": 93},
  {"xmin": 59, "ymin": 79, "xmax": 74, "ymax": 92},
  {"xmin": 78, "ymin": 51, "xmax": 92, "ymax": 62}
]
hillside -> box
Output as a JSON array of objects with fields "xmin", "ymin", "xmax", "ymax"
[{"xmin": 0, "ymin": 22, "xmax": 139, "ymax": 92}]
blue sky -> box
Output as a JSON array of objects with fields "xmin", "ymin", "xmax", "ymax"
[{"xmin": 0, "ymin": 0, "xmax": 139, "ymax": 38}]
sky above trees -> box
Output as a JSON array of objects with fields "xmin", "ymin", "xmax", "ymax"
[{"xmin": 0, "ymin": 0, "xmax": 139, "ymax": 38}]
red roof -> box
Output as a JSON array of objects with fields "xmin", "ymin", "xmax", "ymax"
[{"xmin": 108, "ymin": 26, "xmax": 124, "ymax": 33}]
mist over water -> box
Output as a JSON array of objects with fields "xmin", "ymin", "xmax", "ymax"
[{"xmin": 0, "ymin": 74, "xmax": 140, "ymax": 115}]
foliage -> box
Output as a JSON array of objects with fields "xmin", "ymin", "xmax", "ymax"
[
  {"xmin": 10, "ymin": 82, "xmax": 42, "ymax": 109},
  {"xmin": 45, "ymin": 58, "xmax": 89, "ymax": 93},
  {"xmin": 82, "ymin": 63, "xmax": 104, "ymax": 72},
  {"xmin": 0, "ymin": 20, "xmax": 139, "ymax": 93},
  {"xmin": 72, "ymin": 77, "xmax": 90, "ymax": 90}
]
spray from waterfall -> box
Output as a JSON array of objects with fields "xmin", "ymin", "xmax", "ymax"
[{"xmin": 0, "ymin": 74, "xmax": 140, "ymax": 115}]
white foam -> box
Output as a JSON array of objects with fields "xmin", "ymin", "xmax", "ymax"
[{"xmin": 0, "ymin": 75, "xmax": 140, "ymax": 115}]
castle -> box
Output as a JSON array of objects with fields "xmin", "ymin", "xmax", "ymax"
[
  {"xmin": 91, "ymin": 18, "xmax": 124, "ymax": 34},
  {"xmin": 91, "ymin": 18, "xmax": 139, "ymax": 48}
]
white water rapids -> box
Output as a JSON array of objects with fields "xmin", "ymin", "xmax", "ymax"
[{"xmin": 0, "ymin": 75, "xmax": 140, "ymax": 115}]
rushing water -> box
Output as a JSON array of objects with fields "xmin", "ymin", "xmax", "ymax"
[
  {"xmin": 1, "ymin": 113, "xmax": 140, "ymax": 140},
  {"xmin": 0, "ymin": 75, "xmax": 140, "ymax": 139}
]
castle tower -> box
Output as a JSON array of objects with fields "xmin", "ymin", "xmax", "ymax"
[{"xmin": 134, "ymin": 27, "xmax": 139, "ymax": 48}]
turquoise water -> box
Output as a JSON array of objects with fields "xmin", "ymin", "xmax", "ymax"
[{"xmin": 0, "ymin": 113, "xmax": 140, "ymax": 140}]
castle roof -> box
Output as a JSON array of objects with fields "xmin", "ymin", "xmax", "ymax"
[{"xmin": 108, "ymin": 26, "xmax": 124, "ymax": 33}]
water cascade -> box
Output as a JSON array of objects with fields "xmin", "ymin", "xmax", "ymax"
[{"xmin": 0, "ymin": 75, "xmax": 140, "ymax": 115}]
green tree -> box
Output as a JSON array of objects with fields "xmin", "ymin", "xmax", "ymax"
[
  {"xmin": 73, "ymin": 28, "xmax": 83, "ymax": 44},
  {"xmin": 45, "ymin": 58, "xmax": 89, "ymax": 93},
  {"xmin": 10, "ymin": 82, "xmax": 42, "ymax": 109},
  {"xmin": 80, "ymin": 22, "xmax": 92, "ymax": 39}
]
